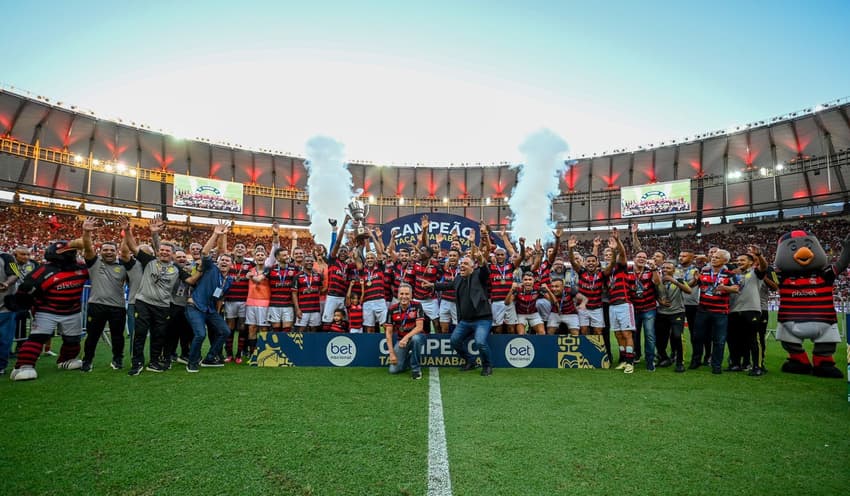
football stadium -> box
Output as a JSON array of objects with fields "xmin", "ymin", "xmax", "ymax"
[{"xmin": 1, "ymin": 3, "xmax": 849, "ymax": 496}]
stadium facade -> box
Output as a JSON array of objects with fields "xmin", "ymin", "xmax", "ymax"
[{"xmin": 1, "ymin": 88, "xmax": 849, "ymax": 229}]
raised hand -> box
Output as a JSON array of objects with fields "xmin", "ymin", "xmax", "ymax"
[
  {"xmin": 592, "ymin": 236, "xmax": 602, "ymax": 247},
  {"xmin": 421, "ymin": 215, "xmax": 429, "ymax": 227},
  {"xmin": 631, "ymin": 222, "xmax": 639, "ymax": 234},
  {"xmin": 554, "ymin": 227, "xmax": 563, "ymax": 238},
  {"xmin": 214, "ymin": 220, "xmax": 230, "ymax": 235},
  {"xmin": 608, "ymin": 236, "xmax": 617, "ymax": 249},
  {"xmin": 568, "ymin": 235, "xmax": 578, "ymax": 249},
  {"xmin": 271, "ymin": 221, "xmax": 280, "ymax": 235},
  {"xmin": 116, "ymin": 216, "xmax": 130, "ymax": 231},
  {"xmin": 291, "ymin": 231, "xmax": 298, "ymax": 240},
  {"xmin": 82, "ymin": 217, "xmax": 99, "ymax": 232},
  {"xmin": 535, "ymin": 239, "xmax": 542, "ymax": 252},
  {"xmin": 149, "ymin": 215, "xmax": 165, "ymax": 234},
  {"xmin": 435, "ymin": 233, "xmax": 445, "ymax": 244},
  {"xmin": 328, "ymin": 218, "xmax": 337, "ymax": 228}
]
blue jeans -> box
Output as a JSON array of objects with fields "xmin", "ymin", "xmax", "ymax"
[
  {"xmin": 693, "ymin": 310, "xmax": 728, "ymax": 369},
  {"xmin": 185, "ymin": 305, "xmax": 231, "ymax": 365},
  {"xmin": 0, "ymin": 311, "xmax": 16, "ymax": 370},
  {"xmin": 451, "ymin": 319, "xmax": 493, "ymax": 367},
  {"xmin": 634, "ymin": 309, "xmax": 656, "ymax": 364},
  {"xmin": 389, "ymin": 333, "xmax": 425, "ymax": 374}
]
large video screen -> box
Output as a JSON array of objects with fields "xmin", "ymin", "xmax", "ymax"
[
  {"xmin": 620, "ymin": 179, "xmax": 691, "ymax": 218},
  {"xmin": 173, "ymin": 174, "xmax": 244, "ymax": 214}
]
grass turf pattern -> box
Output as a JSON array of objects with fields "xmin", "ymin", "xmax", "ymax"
[{"xmin": 1, "ymin": 335, "xmax": 847, "ymax": 495}]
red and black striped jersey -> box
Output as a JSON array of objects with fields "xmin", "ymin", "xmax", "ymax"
[
  {"xmin": 329, "ymin": 320, "xmax": 349, "ymax": 333},
  {"xmin": 293, "ymin": 271, "xmax": 323, "ymax": 313},
  {"xmin": 514, "ymin": 289, "xmax": 539, "ymax": 315},
  {"xmin": 488, "ymin": 262, "xmax": 515, "ymax": 301},
  {"xmin": 327, "ymin": 256, "xmax": 352, "ymax": 297},
  {"xmin": 25, "ymin": 263, "xmax": 89, "ymax": 315},
  {"xmin": 385, "ymin": 301, "xmax": 424, "ymax": 338},
  {"xmin": 537, "ymin": 260, "xmax": 552, "ymax": 293},
  {"xmin": 413, "ymin": 260, "xmax": 442, "ymax": 300},
  {"xmin": 224, "ymin": 258, "xmax": 255, "ymax": 302},
  {"xmin": 267, "ymin": 264, "xmax": 298, "ymax": 307},
  {"xmin": 383, "ymin": 263, "xmax": 394, "ymax": 301},
  {"xmin": 577, "ymin": 268, "xmax": 604, "ymax": 309},
  {"xmin": 550, "ymin": 290, "xmax": 578, "ymax": 315},
  {"xmin": 347, "ymin": 303, "xmax": 364, "ymax": 329},
  {"xmin": 777, "ymin": 265, "xmax": 837, "ymax": 324},
  {"xmin": 439, "ymin": 265, "xmax": 460, "ymax": 302},
  {"xmin": 628, "ymin": 267, "xmax": 658, "ymax": 312},
  {"xmin": 390, "ymin": 261, "xmax": 416, "ymax": 295},
  {"xmin": 697, "ymin": 266, "xmax": 734, "ymax": 314},
  {"xmin": 606, "ymin": 262, "xmax": 631, "ymax": 305},
  {"xmin": 361, "ymin": 263, "xmax": 387, "ymax": 302}
]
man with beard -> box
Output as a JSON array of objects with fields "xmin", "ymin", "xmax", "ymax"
[
  {"xmin": 676, "ymin": 249, "xmax": 701, "ymax": 366},
  {"xmin": 434, "ymin": 232, "xmax": 494, "ymax": 376},
  {"xmin": 294, "ymin": 255, "xmax": 324, "ymax": 332},
  {"xmin": 354, "ymin": 242, "xmax": 388, "ymax": 334},
  {"xmin": 222, "ymin": 241, "xmax": 254, "ymax": 362},
  {"xmin": 80, "ymin": 217, "xmax": 129, "ymax": 372},
  {"xmin": 568, "ymin": 236, "xmax": 606, "ymax": 338},
  {"xmin": 690, "ymin": 249, "xmax": 739, "ymax": 374},
  {"xmin": 384, "ymin": 283, "xmax": 425, "ymax": 380},
  {"xmin": 437, "ymin": 248, "xmax": 461, "ymax": 332},
  {"xmin": 412, "ymin": 215, "xmax": 443, "ymax": 333},
  {"xmin": 628, "ymin": 251, "xmax": 661, "ymax": 371},
  {"xmin": 185, "ymin": 221, "xmax": 233, "ymax": 372},
  {"xmin": 322, "ymin": 216, "xmax": 353, "ymax": 330},
  {"xmin": 727, "ymin": 249, "xmax": 767, "ymax": 374},
  {"xmin": 266, "ymin": 247, "xmax": 298, "ymax": 332}
]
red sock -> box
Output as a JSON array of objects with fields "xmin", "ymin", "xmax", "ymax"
[
  {"xmin": 789, "ymin": 352, "xmax": 811, "ymax": 365},
  {"xmin": 812, "ymin": 355, "xmax": 835, "ymax": 368},
  {"xmin": 16, "ymin": 340, "xmax": 43, "ymax": 368}
]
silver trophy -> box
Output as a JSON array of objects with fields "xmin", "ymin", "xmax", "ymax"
[{"xmin": 345, "ymin": 188, "xmax": 370, "ymax": 242}]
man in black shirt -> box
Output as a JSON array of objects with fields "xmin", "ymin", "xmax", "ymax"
[{"xmin": 433, "ymin": 234, "xmax": 493, "ymax": 376}]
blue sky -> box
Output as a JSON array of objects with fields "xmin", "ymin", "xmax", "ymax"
[{"xmin": 3, "ymin": 0, "xmax": 848, "ymax": 164}]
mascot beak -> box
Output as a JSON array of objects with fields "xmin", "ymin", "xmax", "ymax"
[{"xmin": 793, "ymin": 246, "xmax": 814, "ymax": 266}]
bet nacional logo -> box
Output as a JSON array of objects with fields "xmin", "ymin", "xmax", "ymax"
[
  {"xmin": 326, "ymin": 336, "xmax": 357, "ymax": 366},
  {"xmin": 505, "ymin": 337, "xmax": 535, "ymax": 368}
]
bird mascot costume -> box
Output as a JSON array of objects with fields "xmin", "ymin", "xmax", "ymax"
[{"xmin": 773, "ymin": 230, "xmax": 850, "ymax": 378}]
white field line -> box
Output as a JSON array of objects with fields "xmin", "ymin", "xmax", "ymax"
[{"xmin": 427, "ymin": 367, "xmax": 452, "ymax": 496}]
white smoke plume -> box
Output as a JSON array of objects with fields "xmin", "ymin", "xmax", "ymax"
[
  {"xmin": 305, "ymin": 136, "xmax": 353, "ymax": 248},
  {"xmin": 508, "ymin": 129, "xmax": 569, "ymax": 245}
]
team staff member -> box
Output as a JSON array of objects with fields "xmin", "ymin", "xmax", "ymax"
[
  {"xmin": 434, "ymin": 232, "xmax": 494, "ymax": 376},
  {"xmin": 122, "ymin": 217, "xmax": 191, "ymax": 376},
  {"xmin": 384, "ymin": 283, "xmax": 425, "ymax": 380},
  {"xmin": 690, "ymin": 249, "xmax": 739, "ymax": 374},
  {"xmin": 185, "ymin": 221, "xmax": 233, "ymax": 372},
  {"xmin": 0, "ymin": 251, "xmax": 19, "ymax": 376},
  {"xmin": 727, "ymin": 251, "xmax": 766, "ymax": 372},
  {"xmin": 80, "ymin": 217, "xmax": 128, "ymax": 372},
  {"xmin": 655, "ymin": 260, "xmax": 692, "ymax": 372}
]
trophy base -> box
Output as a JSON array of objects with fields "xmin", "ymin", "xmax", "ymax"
[{"xmin": 355, "ymin": 227, "xmax": 370, "ymax": 242}]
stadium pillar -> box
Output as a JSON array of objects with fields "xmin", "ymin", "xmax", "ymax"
[
  {"xmin": 694, "ymin": 177, "xmax": 705, "ymax": 236},
  {"xmin": 160, "ymin": 177, "xmax": 168, "ymax": 221}
]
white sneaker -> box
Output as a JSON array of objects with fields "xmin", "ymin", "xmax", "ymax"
[
  {"xmin": 43, "ymin": 350, "xmax": 57, "ymax": 357},
  {"xmin": 615, "ymin": 361, "xmax": 628, "ymax": 370},
  {"xmin": 58, "ymin": 359, "xmax": 83, "ymax": 370},
  {"xmin": 11, "ymin": 366, "xmax": 38, "ymax": 381},
  {"xmin": 624, "ymin": 363, "xmax": 635, "ymax": 374}
]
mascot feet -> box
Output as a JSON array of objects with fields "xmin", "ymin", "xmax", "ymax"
[
  {"xmin": 812, "ymin": 356, "xmax": 843, "ymax": 378},
  {"xmin": 10, "ymin": 366, "xmax": 38, "ymax": 381},
  {"xmin": 781, "ymin": 359, "xmax": 813, "ymax": 375}
]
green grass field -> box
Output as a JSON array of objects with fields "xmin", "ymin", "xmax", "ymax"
[{"xmin": 1, "ymin": 329, "xmax": 848, "ymax": 496}]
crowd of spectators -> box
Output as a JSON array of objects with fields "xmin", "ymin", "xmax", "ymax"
[{"xmin": 2, "ymin": 204, "xmax": 848, "ymax": 303}]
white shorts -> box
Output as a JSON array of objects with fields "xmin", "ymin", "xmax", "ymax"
[
  {"xmin": 267, "ymin": 306, "xmax": 295, "ymax": 325},
  {"xmin": 296, "ymin": 311, "xmax": 321, "ymax": 328},
  {"xmin": 415, "ymin": 298, "xmax": 440, "ymax": 320},
  {"xmin": 776, "ymin": 321, "xmax": 841, "ymax": 344},
  {"xmin": 362, "ymin": 299, "xmax": 389, "ymax": 328},
  {"xmin": 578, "ymin": 307, "xmax": 605, "ymax": 328},
  {"xmin": 224, "ymin": 301, "xmax": 246, "ymax": 320},
  {"xmin": 439, "ymin": 300, "xmax": 458, "ymax": 325},
  {"xmin": 322, "ymin": 295, "xmax": 346, "ymax": 323},
  {"xmin": 491, "ymin": 301, "xmax": 518, "ymax": 325},
  {"xmin": 516, "ymin": 313, "xmax": 544, "ymax": 328},
  {"xmin": 349, "ymin": 327, "xmax": 363, "ymax": 334},
  {"xmin": 245, "ymin": 306, "xmax": 268, "ymax": 326},
  {"xmin": 547, "ymin": 312, "xmax": 580, "ymax": 330},
  {"xmin": 31, "ymin": 312, "xmax": 83, "ymax": 337},
  {"xmin": 609, "ymin": 302, "xmax": 635, "ymax": 332}
]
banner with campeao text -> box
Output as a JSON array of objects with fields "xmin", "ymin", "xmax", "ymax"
[
  {"xmin": 250, "ymin": 332, "xmax": 609, "ymax": 369},
  {"xmin": 378, "ymin": 213, "xmax": 504, "ymax": 253}
]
